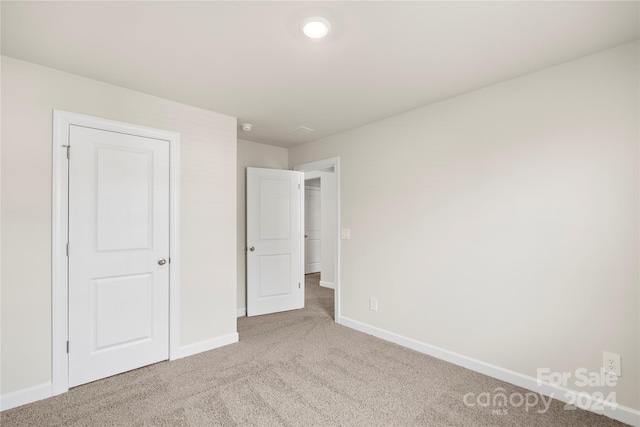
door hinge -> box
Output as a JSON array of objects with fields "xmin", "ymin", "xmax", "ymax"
[
  {"xmin": 299, "ymin": 282, "xmax": 301, "ymax": 289},
  {"xmin": 63, "ymin": 145, "xmax": 70, "ymax": 159},
  {"xmin": 66, "ymin": 243, "xmax": 69, "ymax": 256},
  {"xmin": 298, "ymin": 183, "xmax": 301, "ymax": 190},
  {"xmin": 66, "ymin": 341, "xmax": 69, "ymax": 354}
]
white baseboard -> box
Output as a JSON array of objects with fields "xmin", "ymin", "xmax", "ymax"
[
  {"xmin": 1, "ymin": 333, "xmax": 240, "ymax": 412},
  {"xmin": 339, "ymin": 316, "xmax": 640, "ymax": 427},
  {"xmin": 319, "ymin": 280, "xmax": 335, "ymax": 289},
  {"xmin": 178, "ymin": 332, "xmax": 239, "ymax": 359},
  {"xmin": 237, "ymin": 308, "xmax": 246, "ymax": 317},
  {"xmin": 0, "ymin": 382, "xmax": 52, "ymax": 412}
]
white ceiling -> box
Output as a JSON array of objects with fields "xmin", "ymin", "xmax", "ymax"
[{"xmin": 2, "ymin": 1, "xmax": 638, "ymax": 148}]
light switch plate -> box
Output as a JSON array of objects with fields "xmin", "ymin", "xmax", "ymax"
[{"xmin": 341, "ymin": 228, "xmax": 351, "ymax": 240}]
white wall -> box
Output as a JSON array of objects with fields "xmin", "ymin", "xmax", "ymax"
[
  {"xmin": 289, "ymin": 42, "xmax": 639, "ymax": 410},
  {"xmin": 237, "ymin": 139, "xmax": 288, "ymax": 314},
  {"xmin": 1, "ymin": 57, "xmax": 237, "ymax": 396}
]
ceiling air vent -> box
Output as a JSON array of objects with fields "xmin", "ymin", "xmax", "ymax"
[{"xmin": 287, "ymin": 126, "xmax": 314, "ymax": 136}]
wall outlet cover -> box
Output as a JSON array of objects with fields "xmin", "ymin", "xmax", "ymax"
[{"xmin": 602, "ymin": 351, "xmax": 621, "ymax": 376}]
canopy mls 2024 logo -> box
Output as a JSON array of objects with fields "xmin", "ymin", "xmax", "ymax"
[{"xmin": 463, "ymin": 368, "xmax": 618, "ymax": 417}]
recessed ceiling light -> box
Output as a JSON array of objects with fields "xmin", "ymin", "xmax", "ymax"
[{"xmin": 303, "ymin": 17, "xmax": 331, "ymax": 39}]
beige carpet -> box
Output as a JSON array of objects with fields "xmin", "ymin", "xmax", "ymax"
[{"xmin": 1, "ymin": 273, "xmax": 626, "ymax": 426}]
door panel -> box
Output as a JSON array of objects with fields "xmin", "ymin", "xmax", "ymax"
[
  {"xmin": 259, "ymin": 254, "xmax": 291, "ymax": 297},
  {"xmin": 246, "ymin": 167, "xmax": 303, "ymax": 316},
  {"xmin": 68, "ymin": 125, "xmax": 169, "ymax": 387},
  {"xmin": 259, "ymin": 179, "xmax": 291, "ymax": 240},
  {"xmin": 96, "ymin": 147, "xmax": 152, "ymax": 250},
  {"xmin": 93, "ymin": 274, "xmax": 153, "ymax": 350}
]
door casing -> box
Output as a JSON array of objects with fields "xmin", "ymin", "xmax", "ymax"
[{"xmin": 52, "ymin": 110, "xmax": 181, "ymax": 395}]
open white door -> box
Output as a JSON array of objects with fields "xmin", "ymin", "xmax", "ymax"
[
  {"xmin": 68, "ymin": 125, "xmax": 170, "ymax": 387},
  {"xmin": 246, "ymin": 167, "xmax": 304, "ymax": 317},
  {"xmin": 305, "ymin": 186, "xmax": 321, "ymax": 274}
]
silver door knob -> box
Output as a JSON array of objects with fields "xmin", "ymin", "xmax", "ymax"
[
  {"xmin": 158, "ymin": 258, "xmax": 167, "ymax": 265},
  {"xmin": 249, "ymin": 246, "xmax": 255, "ymax": 252}
]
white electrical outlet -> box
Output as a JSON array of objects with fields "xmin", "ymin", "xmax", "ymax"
[
  {"xmin": 370, "ymin": 297, "xmax": 378, "ymax": 312},
  {"xmin": 603, "ymin": 351, "xmax": 621, "ymax": 376}
]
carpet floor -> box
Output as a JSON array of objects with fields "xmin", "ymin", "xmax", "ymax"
[{"xmin": 1, "ymin": 273, "xmax": 627, "ymax": 426}]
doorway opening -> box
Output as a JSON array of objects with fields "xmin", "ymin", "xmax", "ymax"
[
  {"xmin": 304, "ymin": 177, "xmax": 321, "ymax": 275},
  {"xmin": 295, "ymin": 157, "xmax": 340, "ymax": 323}
]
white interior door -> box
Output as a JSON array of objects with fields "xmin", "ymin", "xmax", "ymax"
[
  {"xmin": 246, "ymin": 167, "xmax": 304, "ymax": 317},
  {"xmin": 305, "ymin": 186, "xmax": 321, "ymax": 274},
  {"xmin": 68, "ymin": 125, "xmax": 170, "ymax": 387}
]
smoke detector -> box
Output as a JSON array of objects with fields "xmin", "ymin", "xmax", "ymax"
[{"xmin": 240, "ymin": 123, "xmax": 253, "ymax": 132}]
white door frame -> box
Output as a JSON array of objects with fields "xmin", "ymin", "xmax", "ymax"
[
  {"xmin": 294, "ymin": 157, "xmax": 341, "ymax": 324},
  {"xmin": 52, "ymin": 110, "xmax": 181, "ymax": 395}
]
